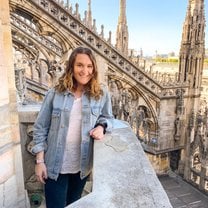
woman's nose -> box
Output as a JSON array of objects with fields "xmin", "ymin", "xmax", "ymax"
[
  {"xmin": 81, "ymin": 66, "xmax": 92, "ymax": 75},
  {"xmin": 81, "ymin": 66, "xmax": 87, "ymax": 72}
]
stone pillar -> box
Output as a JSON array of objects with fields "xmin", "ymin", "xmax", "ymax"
[
  {"xmin": 199, "ymin": 165, "xmax": 206, "ymax": 191},
  {"xmin": 95, "ymin": 55, "xmax": 108, "ymax": 85},
  {"xmin": 0, "ymin": 0, "xmax": 29, "ymax": 207}
]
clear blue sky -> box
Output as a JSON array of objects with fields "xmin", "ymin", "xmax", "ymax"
[{"xmin": 68, "ymin": 0, "xmax": 208, "ymax": 56}]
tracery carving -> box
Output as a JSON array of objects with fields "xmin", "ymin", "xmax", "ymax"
[
  {"xmin": 175, "ymin": 88, "xmax": 185, "ymax": 115},
  {"xmin": 192, "ymin": 152, "xmax": 201, "ymax": 171},
  {"xmin": 108, "ymin": 78, "xmax": 154, "ymax": 144},
  {"xmin": 49, "ymin": 60, "xmax": 64, "ymax": 84},
  {"xmin": 15, "ymin": 67, "xmax": 27, "ymax": 103},
  {"xmin": 13, "ymin": 41, "xmax": 65, "ymax": 103},
  {"xmin": 189, "ymin": 111, "xmax": 195, "ymax": 131},
  {"xmin": 190, "ymin": 102, "xmax": 208, "ymax": 189}
]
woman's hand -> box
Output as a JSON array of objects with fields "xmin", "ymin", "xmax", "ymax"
[
  {"xmin": 90, "ymin": 125, "xmax": 104, "ymax": 140},
  {"xmin": 35, "ymin": 163, "xmax": 48, "ymax": 184}
]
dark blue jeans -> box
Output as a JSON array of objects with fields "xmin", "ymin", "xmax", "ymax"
[{"xmin": 45, "ymin": 172, "xmax": 88, "ymax": 208}]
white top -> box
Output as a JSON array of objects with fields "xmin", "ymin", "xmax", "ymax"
[{"xmin": 60, "ymin": 98, "xmax": 82, "ymax": 173}]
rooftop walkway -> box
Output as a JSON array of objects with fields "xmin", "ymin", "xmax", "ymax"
[{"xmin": 159, "ymin": 172, "xmax": 208, "ymax": 208}]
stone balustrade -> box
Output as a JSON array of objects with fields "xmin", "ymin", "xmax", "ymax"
[{"xmin": 68, "ymin": 120, "xmax": 172, "ymax": 208}]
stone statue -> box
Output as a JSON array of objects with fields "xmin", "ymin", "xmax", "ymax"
[
  {"xmin": 174, "ymin": 117, "xmax": 181, "ymax": 139},
  {"xmin": 15, "ymin": 67, "xmax": 27, "ymax": 104},
  {"xmin": 136, "ymin": 106, "xmax": 149, "ymax": 142},
  {"xmin": 109, "ymin": 81, "xmax": 121, "ymax": 118},
  {"xmin": 121, "ymin": 88, "xmax": 131, "ymax": 121},
  {"xmin": 196, "ymin": 109, "xmax": 204, "ymax": 136},
  {"xmin": 137, "ymin": 106, "xmax": 145, "ymax": 128}
]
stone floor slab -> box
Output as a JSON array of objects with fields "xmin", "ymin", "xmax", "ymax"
[{"xmin": 159, "ymin": 173, "xmax": 208, "ymax": 208}]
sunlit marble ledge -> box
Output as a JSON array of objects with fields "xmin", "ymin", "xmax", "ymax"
[{"xmin": 68, "ymin": 120, "xmax": 172, "ymax": 208}]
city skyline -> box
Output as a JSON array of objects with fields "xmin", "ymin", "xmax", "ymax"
[{"xmin": 68, "ymin": 0, "xmax": 208, "ymax": 57}]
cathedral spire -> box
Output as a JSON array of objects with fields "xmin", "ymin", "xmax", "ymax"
[
  {"xmin": 86, "ymin": 0, "xmax": 92, "ymax": 29},
  {"xmin": 116, "ymin": 0, "xmax": 129, "ymax": 56},
  {"xmin": 178, "ymin": 0, "xmax": 205, "ymax": 91}
]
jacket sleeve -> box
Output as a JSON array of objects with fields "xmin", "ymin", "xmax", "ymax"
[
  {"xmin": 31, "ymin": 89, "xmax": 55, "ymax": 154},
  {"xmin": 96, "ymin": 86, "xmax": 114, "ymax": 133}
]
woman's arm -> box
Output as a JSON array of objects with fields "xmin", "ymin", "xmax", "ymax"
[
  {"xmin": 32, "ymin": 89, "xmax": 55, "ymax": 183},
  {"xmin": 96, "ymin": 87, "xmax": 114, "ymax": 132},
  {"xmin": 31, "ymin": 89, "xmax": 55, "ymax": 154},
  {"xmin": 35, "ymin": 151, "xmax": 48, "ymax": 184},
  {"xmin": 91, "ymin": 87, "xmax": 114, "ymax": 140}
]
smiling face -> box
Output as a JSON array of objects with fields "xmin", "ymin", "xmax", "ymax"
[{"xmin": 73, "ymin": 53, "xmax": 94, "ymax": 90}]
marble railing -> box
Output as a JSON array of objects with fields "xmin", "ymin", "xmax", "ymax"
[{"xmin": 68, "ymin": 120, "xmax": 172, "ymax": 208}]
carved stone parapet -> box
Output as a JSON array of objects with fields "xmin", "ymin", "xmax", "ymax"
[{"xmin": 10, "ymin": 13, "xmax": 63, "ymax": 56}]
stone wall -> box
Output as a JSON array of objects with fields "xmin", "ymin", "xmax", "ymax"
[
  {"xmin": 0, "ymin": 0, "xmax": 29, "ymax": 207},
  {"xmin": 18, "ymin": 105, "xmax": 45, "ymax": 207}
]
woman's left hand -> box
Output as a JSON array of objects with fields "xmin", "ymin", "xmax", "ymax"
[{"xmin": 90, "ymin": 125, "xmax": 104, "ymax": 140}]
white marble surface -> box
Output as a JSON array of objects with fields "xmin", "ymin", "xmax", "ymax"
[{"xmin": 68, "ymin": 125, "xmax": 172, "ymax": 208}]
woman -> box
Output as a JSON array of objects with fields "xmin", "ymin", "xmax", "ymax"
[{"xmin": 31, "ymin": 46, "xmax": 113, "ymax": 208}]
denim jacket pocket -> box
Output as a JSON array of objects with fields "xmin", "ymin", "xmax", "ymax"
[
  {"xmin": 50, "ymin": 109, "xmax": 61, "ymax": 130},
  {"xmin": 91, "ymin": 106, "xmax": 101, "ymax": 125}
]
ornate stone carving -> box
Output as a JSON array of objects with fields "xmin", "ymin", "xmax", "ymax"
[
  {"xmin": 174, "ymin": 117, "xmax": 181, "ymax": 140},
  {"xmin": 24, "ymin": 125, "xmax": 44, "ymax": 193},
  {"xmin": 109, "ymin": 81, "xmax": 121, "ymax": 119},
  {"xmin": 121, "ymin": 88, "xmax": 132, "ymax": 122},
  {"xmin": 175, "ymin": 88, "xmax": 185, "ymax": 115},
  {"xmin": 135, "ymin": 106, "xmax": 151, "ymax": 143},
  {"xmin": 15, "ymin": 67, "xmax": 27, "ymax": 103}
]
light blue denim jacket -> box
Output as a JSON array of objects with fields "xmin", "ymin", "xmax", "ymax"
[{"xmin": 31, "ymin": 85, "xmax": 113, "ymax": 180}]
